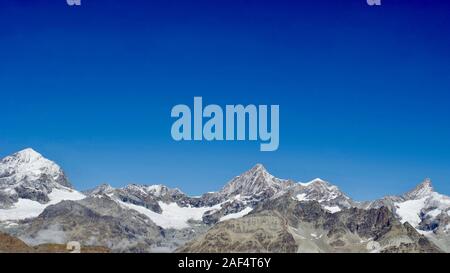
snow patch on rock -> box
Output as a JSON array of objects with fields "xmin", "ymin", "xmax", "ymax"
[
  {"xmin": 219, "ymin": 207, "xmax": 253, "ymax": 222},
  {"xmin": 323, "ymin": 205, "xmax": 341, "ymax": 214},
  {"xmin": 119, "ymin": 201, "xmax": 222, "ymax": 229},
  {"xmin": 0, "ymin": 187, "xmax": 85, "ymax": 221}
]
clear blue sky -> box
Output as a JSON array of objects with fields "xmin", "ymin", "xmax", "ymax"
[{"xmin": 1, "ymin": 0, "xmax": 450, "ymax": 200}]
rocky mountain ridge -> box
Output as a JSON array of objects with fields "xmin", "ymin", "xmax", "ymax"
[{"xmin": 1, "ymin": 148, "xmax": 449, "ymax": 253}]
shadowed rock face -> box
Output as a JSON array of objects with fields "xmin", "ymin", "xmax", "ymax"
[
  {"xmin": 0, "ymin": 191, "xmax": 16, "ymax": 209},
  {"xmin": 218, "ymin": 164, "xmax": 295, "ymax": 199},
  {"xmin": 179, "ymin": 195, "xmax": 443, "ymax": 253}
]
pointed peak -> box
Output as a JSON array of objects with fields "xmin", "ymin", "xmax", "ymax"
[
  {"xmin": 0, "ymin": 148, "xmax": 72, "ymax": 189},
  {"xmin": 146, "ymin": 184, "xmax": 168, "ymax": 195},
  {"xmin": 250, "ymin": 164, "xmax": 267, "ymax": 172},
  {"xmin": 404, "ymin": 178, "xmax": 434, "ymax": 199},
  {"xmin": 244, "ymin": 164, "xmax": 274, "ymax": 179},
  {"xmin": 87, "ymin": 183, "xmax": 115, "ymax": 196},
  {"xmin": 17, "ymin": 148, "xmax": 41, "ymax": 155},
  {"xmin": 12, "ymin": 148, "xmax": 42, "ymax": 161},
  {"xmin": 1, "ymin": 148, "xmax": 47, "ymax": 165},
  {"xmin": 220, "ymin": 164, "xmax": 291, "ymax": 198},
  {"xmin": 421, "ymin": 178, "xmax": 433, "ymax": 188},
  {"xmin": 122, "ymin": 183, "xmax": 184, "ymax": 197},
  {"xmin": 97, "ymin": 183, "xmax": 115, "ymax": 190}
]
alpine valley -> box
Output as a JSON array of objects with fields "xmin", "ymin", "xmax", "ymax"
[{"xmin": 1, "ymin": 148, "xmax": 449, "ymax": 253}]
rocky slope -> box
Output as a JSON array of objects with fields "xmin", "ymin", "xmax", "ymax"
[
  {"xmin": 0, "ymin": 232, "xmax": 109, "ymax": 253},
  {"xmin": 0, "ymin": 231, "xmax": 33, "ymax": 253},
  {"xmin": 17, "ymin": 196, "xmax": 167, "ymax": 252},
  {"xmin": 179, "ymin": 196, "xmax": 442, "ymax": 253}
]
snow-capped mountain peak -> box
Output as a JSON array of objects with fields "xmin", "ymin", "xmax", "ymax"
[
  {"xmin": 252, "ymin": 163, "xmax": 267, "ymax": 172},
  {"xmin": 0, "ymin": 148, "xmax": 71, "ymax": 189},
  {"xmin": 9, "ymin": 148, "xmax": 43, "ymax": 163},
  {"xmin": 391, "ymin": 178, "xmax": 450, "ymax": 243},
  {"xmin": 404, "ymin": 178, "xmax": 434, "ymax": 200},
  {"xmin": 293, "ymin": 177, "xmax": 353, "ymax": 210},
  {"xmin": 122, "ymin": 184, "xmax": 184, "ymax": 198},
  {"xmin": 0, "ymin": 148, "xmax": 76, "ymax": 209},
  {"xmin": 0, "ymin": 149, "xmax": 85, "ymax": 220},
  {"xmin": 1, "ymin": 148, "xmax": 44, "ymax": 170},
  {"xmin": 219, "ymin": 164, "xmax": 294, "ymax": 198},
  {"xmin": 239, "ymin": 164, "xmax": 272, "ymax": 181},
  {"xmin": 85, "ymin": 183, "xmax": 115, "ymax": 196},
  {"xmin": 145, "ymin": 184, "xmax": 179, "ymax": 197}
]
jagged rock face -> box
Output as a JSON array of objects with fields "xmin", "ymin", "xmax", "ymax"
[
  {"xmin": 115, "ymin": 185, "xmax": 165, "ymax": 214},
  {"xmin": 341, "ymin": 207, "xmax": 396, "ymax": 239},
  {"xmin": 218, "ymin": 164, "xmax": 295, "ymax": 200},
  {"xmin": 87, "ymin": 183, "xmax": 208, "ymax": 213},
  {"xmin": 180, "ymin": 196, "xmax": 443, "ymax": 253},
  {"xmin": 290, "ymin": 179, "xmax": 355, "ymax": 210},
  {"xmin": 83, "ymin": 183, "xmax": 114, "ymax": 196},
  {"xmin": 360, "ymin": 196, "xmax": 404, "ymax": 212},
  {"xmin": 404, "ymin": 179, "xmax": 434, "ymax": 200},
  {"xmin": 0, "ymin": 149, "xmax": 72, "ymax": 206},
  {"xmin": 0, "ymin": 191, "xmax": 16, "ymax": 209}
]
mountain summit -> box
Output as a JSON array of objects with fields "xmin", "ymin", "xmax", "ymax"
[
  {"xmin": 0, "ymin": 148, "xmax": 72, "ymax": 189},
  {"xmin": 404, "ymin": 178, "xmax": 434, "ymax": 200},
  {"xmin": 0, "ymin": 148, "xmax": 81, "ymax": 211},
  {"xmin": 219, "ymin": 164, "xmax": 295, "ymax": 199},
  {"xmin": 8, "ymin": 148, "xmax": 42, "ymax": 163}
]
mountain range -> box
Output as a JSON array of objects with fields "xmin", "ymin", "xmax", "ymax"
[{"xmin": 1, "ymin": 148, "xmax": 449, "ymax": 253}]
